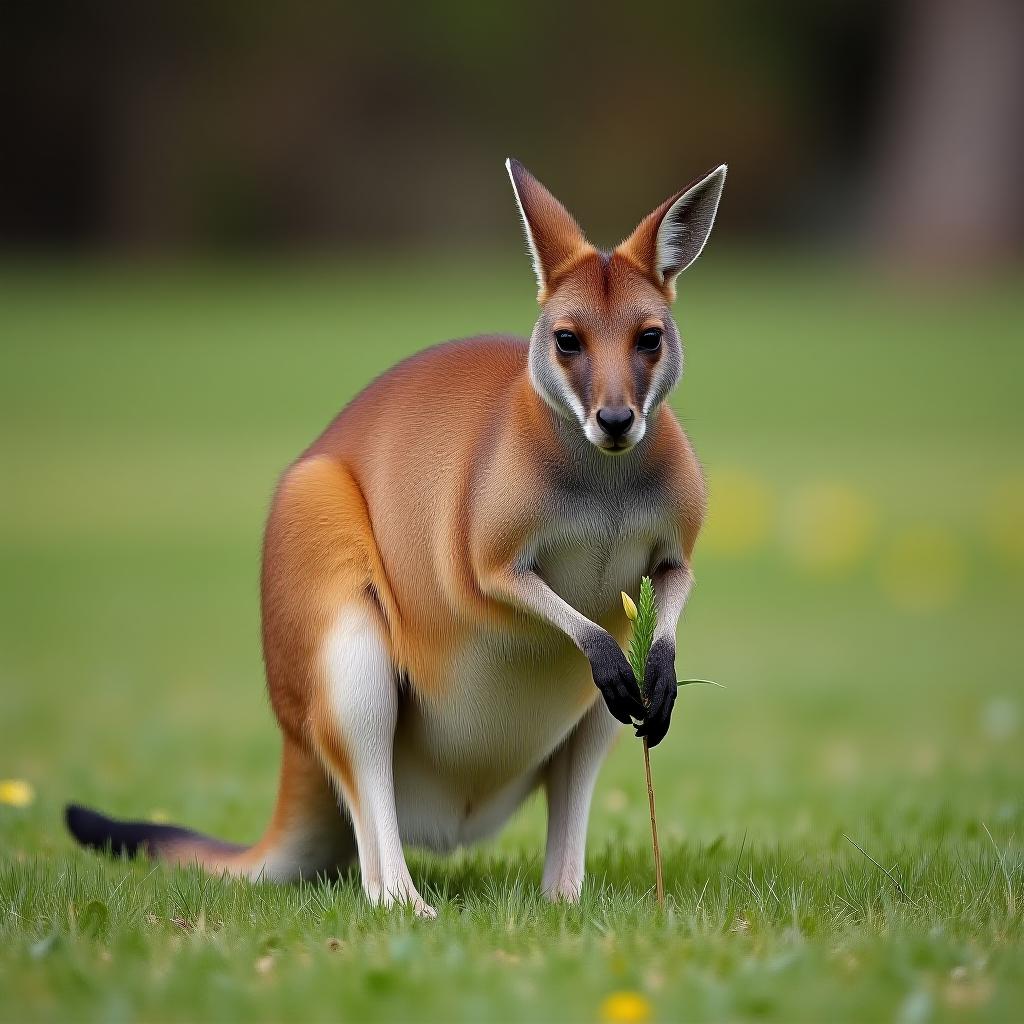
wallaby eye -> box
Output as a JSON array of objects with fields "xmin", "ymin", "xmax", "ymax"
[
  {"xmin": 554, "ymin": 329, "xmax": 581, "ymax": 354},
  {"xmin": 637, "ymin": 328, "xmax": 663, "ymax": 353}
]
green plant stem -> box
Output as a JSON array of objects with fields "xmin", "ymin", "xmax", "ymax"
[{"xmin": 642, "ymin": 737, "xmax": 664, "ymax": 909}]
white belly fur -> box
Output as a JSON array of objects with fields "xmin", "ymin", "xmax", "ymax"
[{"xmin": 389, "ymin": 533, "xmax": 655, "ymax": 853}]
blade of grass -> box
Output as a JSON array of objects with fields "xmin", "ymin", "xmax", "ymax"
[{"xmin": 843, "ymin": 834, "xmax": 914, "ymax": 904}]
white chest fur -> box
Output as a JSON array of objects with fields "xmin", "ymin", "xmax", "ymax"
[{"xmin": 531, "ymin": 481, "xmax": 670, "ymax": 620}]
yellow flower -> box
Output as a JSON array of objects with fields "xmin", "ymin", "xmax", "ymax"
[
  {"xmin": 149, "ymin": 809, "xmax": 171, "ymax": 824},
  {"xmin": 0, "ymin": 779, "xmax": 35, "ymax": 808},
  {"xmin": 984, "ymin": 477, "xmax": 1024, "ymax": 566},
  {"xmin": 601, "ymin": 991, "xmax": 652, "ymax": 1023},
  {"xmin": 702, "ymin": 468, "xmax": 774, "ymax": 557},
  {"xmin": 621, "ymin": 591, "xmax": 638, "ymax": 621},
  {"xmin": 781, "ymin": 481, "xmax": 876, "ymax": 575},
  {"xmin": 878, "ymin": 525, "xmax": 964, "ymax": 612}
]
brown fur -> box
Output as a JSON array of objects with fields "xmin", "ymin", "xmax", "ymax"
[{"xmin": 67, "ymin": 159, "xmax": 719, "ymax": 890}]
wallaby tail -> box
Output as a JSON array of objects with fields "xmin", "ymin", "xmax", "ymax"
[
  {"xmin": 64, "ymin": 740, "xmax": 356, "ymax": 882},
  {"xmin": 65, "ymin": 803, "xmax": 247, "ymax": 869},
  {"xmin": 64, "ymin": 802, "xmax": 264, "ymax": 876}
]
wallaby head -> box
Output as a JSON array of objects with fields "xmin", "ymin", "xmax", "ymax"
[{"xmin": 506, "ymin": 158, "xmax": 726, "ymax": 455}]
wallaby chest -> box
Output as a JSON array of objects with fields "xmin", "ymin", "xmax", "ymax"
[{"xmin": 531, "ymin": 475, "xmax": 673, "ymax": 623}]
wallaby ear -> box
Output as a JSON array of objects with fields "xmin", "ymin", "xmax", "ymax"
[
  {"xmin": 506, "ymin": 158, "xmax": 594, "ymax": 299},
  {"xmin": 617, "ymin": 164, "xmax": 727, "ymax": 298}
]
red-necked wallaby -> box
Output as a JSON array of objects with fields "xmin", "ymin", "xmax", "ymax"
[{"xmin": 67, "ymin": 159, "xmax": 726, "ymax": 916}]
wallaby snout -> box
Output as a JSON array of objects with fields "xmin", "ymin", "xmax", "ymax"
[{"xmin": 596, "ymin": 406, "xmax": 635, "ymax": 442}]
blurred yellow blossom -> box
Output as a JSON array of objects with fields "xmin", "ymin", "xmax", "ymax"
[
  {"xmin": 604, "ymin": 787, "xmax": 628, "ymax": 813},
  {"xmin": 601, "ymin": 991, "xmax": 652, "ymax": 1023},
  {"xmin": 821, "ymin": 738, "xmax": 862, "ymax": 782},
  {"xmin": 701, "ymin": 468, "xmax": 773, "ymax": 556},
  {"xmin": 781, "ymin": 482, "xmax": 876, "ymax": 575},
  {"xmin": 149, "ymin": 809, "xmax": 171, "ymax": 824},
  {"xmin": 984, "ymin": 477, "xmax": 1024, "ymax": 566},
  {"xmin": 0, "ymin": 779, "xmax": 35, "ymax": 807},
  {"xmin": 879, "ymin": 525, "xmax": 964, "ymax": 612}
]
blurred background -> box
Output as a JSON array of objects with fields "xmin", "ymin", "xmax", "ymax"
[
  {"xmin": 2, "ymin": 1, "xmax": 1022, "ymax": 857},
  {"xmin": 5, "ymin": 0, "xmax": 1023, "ymax": 262}
]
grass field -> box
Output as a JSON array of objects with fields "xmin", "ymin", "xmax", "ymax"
[{"xmin": 1, "ymin": 255, "xmax": 1022, "ymax": 1022}]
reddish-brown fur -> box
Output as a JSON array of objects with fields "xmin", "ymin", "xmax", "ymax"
[
  {"xmin": 67, "ymin": 159, "xmax": 720, "ymax": 891},
  {"xmin": 251, "ymin": 256, "xmax": 703, "ymax": 858}
]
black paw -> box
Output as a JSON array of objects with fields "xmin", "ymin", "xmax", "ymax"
[
  {"xmin": 581, "ymin": 630, "xmax": 646, "ymax": 725},
  {"xmin": 635, "ymin": 636, "xmax": 677, "ymax": 747}
]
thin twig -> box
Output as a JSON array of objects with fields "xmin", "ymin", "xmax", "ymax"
[{"xmin": 643, "ymin": 737, "xmax": 664, "ymax": 909}]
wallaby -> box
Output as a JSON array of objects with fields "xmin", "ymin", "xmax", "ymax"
[{"xmin": 66, "ymin": 159, "xmax": 726, "ymax": 916}]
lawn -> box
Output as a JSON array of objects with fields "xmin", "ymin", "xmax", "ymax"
[{"xmin": 1, "ymin": 255, "xmax": 1022, "ymax": 1022}]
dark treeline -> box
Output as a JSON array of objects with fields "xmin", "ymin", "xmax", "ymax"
[{"xmin": 4, "ymin": 0, "xmax": 1021, "ymax": 265}]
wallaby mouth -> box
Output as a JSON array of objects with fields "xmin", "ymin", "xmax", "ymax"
[{"xmin": 583, "ymin": 414, "xmax": 645, "ymax": 454}]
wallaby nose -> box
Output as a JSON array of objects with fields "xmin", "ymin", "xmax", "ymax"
[{"xmin": 596, "ymin": 406, "xmax": 635, "ymax": 441}]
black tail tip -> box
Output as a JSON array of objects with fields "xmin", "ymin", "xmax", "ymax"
[
  {"xmin": 65, "ymin": 801, "xmax": 159, "ymax": 858},
  {"xmin": 65, "ymin": 802, "xmax": 122, "ymax": 853},
  {"xmin": 65, "ymin": 802, "xmax": 205, "ymax": 860}
]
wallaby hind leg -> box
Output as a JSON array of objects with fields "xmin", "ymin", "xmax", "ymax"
[
  {"xmin": 310, "ymin": 599, "xmax": 435, "ymax": 918},
  {"xmin": 264, "ymin": 455, "xmax": 430, "ymax": 913},
  {"xmin": 237, "ymin": 736, "xmax": 358, "ymax": 881}
]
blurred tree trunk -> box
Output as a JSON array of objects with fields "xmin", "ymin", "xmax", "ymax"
[{"xmin": 869, "ymin": 0, "xmax": 1023, "ymax": 270}]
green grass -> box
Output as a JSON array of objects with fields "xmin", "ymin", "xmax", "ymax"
[{"xmin": 1, "ymin": 253, "xmax": 1022, "ymax": 1022}]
